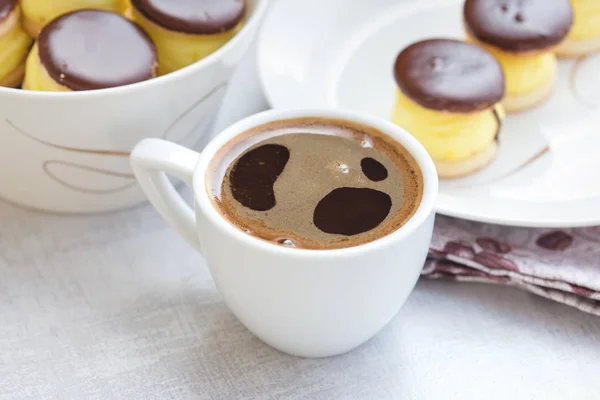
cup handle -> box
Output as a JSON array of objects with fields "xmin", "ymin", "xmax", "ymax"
[{"xmin": 130, "ymin": 138, "xmax": 202, "ymax": 254}]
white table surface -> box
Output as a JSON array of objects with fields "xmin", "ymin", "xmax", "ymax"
[{"xmin": 2, "ymin": 42, "xmax": 600, "ymax": 400}]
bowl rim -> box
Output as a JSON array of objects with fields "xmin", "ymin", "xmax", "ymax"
[{"xmin": 0, "ymin": 0, "xmax": 269, "ymax": 100}]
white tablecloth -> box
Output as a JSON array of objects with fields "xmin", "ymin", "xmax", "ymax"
[{"xmin": 2, "ymin": 43, "xmax": 600, "ymax": 400}]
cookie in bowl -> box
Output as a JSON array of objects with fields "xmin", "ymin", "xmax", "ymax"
[
  {"xmin": 557, "ymin": 0, "xmax": 600, "ymax": 57},
  {"xmin": 22, "ymin": 9, "xmax": 157, "ymax": 91},
  {"xmin": 131, "ymin": 0, "xmax": 246, "ymax": 75},
  {"xmin": 0, "ymin": 0, "xmax": 34, "ymax": 88},
  {"xmin": 20, "ymin": 0, "xmax": 121, "ymax": 38},
  {"xmin": 391, "ymin": 39, "xmax": 505, "ymax": 179},
  {"xmin": 464, "ymin": 0, "xmax": 573, "ymax": 112}
]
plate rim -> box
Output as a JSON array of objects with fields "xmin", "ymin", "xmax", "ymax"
[{"xmin": 435, "ymin": 202, "xmax": 600, "ymax": 228}]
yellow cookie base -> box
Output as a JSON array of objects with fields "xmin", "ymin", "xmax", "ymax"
[
  {"xmin": 119, "ymin": 0, "xmax": 132, "ymax": 19},
  {"xmin": 435, "ymin": 141, "xmax": 497, "ymax": 178},
  {"xmin": 0, "ymin": 62, "xmax": 25, "ymax": 88},
  {"xmin": 556, "ymin": 35, "xmax": 600, "ymax": 57},
  {"xmin": 119, "ymin": 0, "xmax": 130, "ymax": 13},
  {"xmin": 503, "ymin": 70, "xmax": 556, "ymax": 112},
  {"xmin": 0, "ymin": 6, "xmax": 33, "ymax": 86},
  {"xmin": 131, "ymin": 7, "xmax": 242, "ymax": 75},
  {"xmin": 391, "ymin": 89, "xmax": 503, "ymax": 163},
  {"xmin": 20, "ymin": 0, "xmax": 120, "ymax": 38},
  {"xmin": 567, "ymin": 0, "xmax": 600, "ymax": 41},
  {"xmin": 466, "ymin": 33, "xmax": 557, "ymax": 104},
  {"xmin": 22, "ymin": 43, "xmax": 71, "ymax": 91}
]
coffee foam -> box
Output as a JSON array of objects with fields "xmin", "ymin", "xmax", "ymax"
[{"xmin": 206, "ymin": 117, "xmax": 423, "ymax": 250}]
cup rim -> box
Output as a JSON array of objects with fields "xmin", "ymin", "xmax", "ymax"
[
  {"xmin": 192, "ymin": 108, "xmax": 438, "ymax": 258},
  {"xmin": 0, "ymin": 0, "xmax": 269, "ymax": 100}
]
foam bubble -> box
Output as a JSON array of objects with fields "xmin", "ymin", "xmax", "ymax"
[
  {"xmin": 277, "ymin": 238, "xmax": 296, "ymax": 247},
  {"xmin": 337, "ymin": 163, "xmax": 349, "ymax": 173},
  {"xmin": 360, "ymin": 137, "xmax": 373, "ymax": 148}
]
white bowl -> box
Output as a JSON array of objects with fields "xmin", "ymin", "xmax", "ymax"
[{"xmin": 0, "ymin": 0, "xmax": 268, "ymax": 213}]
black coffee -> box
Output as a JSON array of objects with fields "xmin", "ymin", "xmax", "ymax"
[{"xmin": 207, "ymin": 117, "xmax": 423, "ymax": 249}]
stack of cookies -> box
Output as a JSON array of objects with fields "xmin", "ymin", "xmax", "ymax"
[{"xmin": 391, "ymin": 0, "xmax": 599, "ymax": 178}]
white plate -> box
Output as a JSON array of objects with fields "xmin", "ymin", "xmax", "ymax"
[{"xmin": 257, "ymin": 0, "xmax": 600, "ymax": 227}]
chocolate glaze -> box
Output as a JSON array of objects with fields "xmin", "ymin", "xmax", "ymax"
[
  {"xmin": 132, "ymin": 0, "xmax": 246, "ymax": 34},
  {"xmin": 464, "ymin": 0, "xmax": 573, "ymax": 52},
  {"xmin": 361, "ymin": 157, "xmax": 388, "ymax": 182},
  {"xmin": 0, "ymin": 0, "xmax": 16, "ymax": 22},
  {"xmin": 313, "ymin": 188, "xmax": 392, "ymax": 236},
  {"xmin": 394, "ymin": 39, "xmax": 505, "ymax": 112},
  {"xmin": 492, "ymin": 107, "xmax": 502, "ymax": 141},
  {"xmin": 229, "ymin": 143, "xmax": 290, "ymax": 211},
  {"xmin": 38, "ymin": 10, "xmax": 157, "ymax": 91}
]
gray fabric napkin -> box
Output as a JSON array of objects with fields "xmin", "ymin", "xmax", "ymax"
[{"xmin": 423, "ymin": 216, "xmax": 600, "ymax": 316}]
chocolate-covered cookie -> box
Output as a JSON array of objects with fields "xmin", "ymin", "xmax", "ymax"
[
  {"xmin": 394, "ymin": 39, "xmax": 505, "ymax": 113},
  {"xmin": 131, "ymin": 0, "xmax": 245, "ymax": 34},
  {"xmin": 464, "ymin": 0, "xmax": 573, "ymax": 52},
  {"xmin": 130, "ymin": 0, "xmax": 246, "ymax": 75},
  {"xmin": 463, "ymin": 0, "xmax": 572, "ymax": 112},
  {"xmin": 32, "ymin": 10, "xmax": 157, "ymax": 91},
  {"xmin": 391, "ymin": 38, "xmax": 506, "ymax": 178}
]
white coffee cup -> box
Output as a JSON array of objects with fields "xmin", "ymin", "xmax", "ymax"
[{"xmin": 130, "ymin": 109, "xmax": 438, "ymax": 358}]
